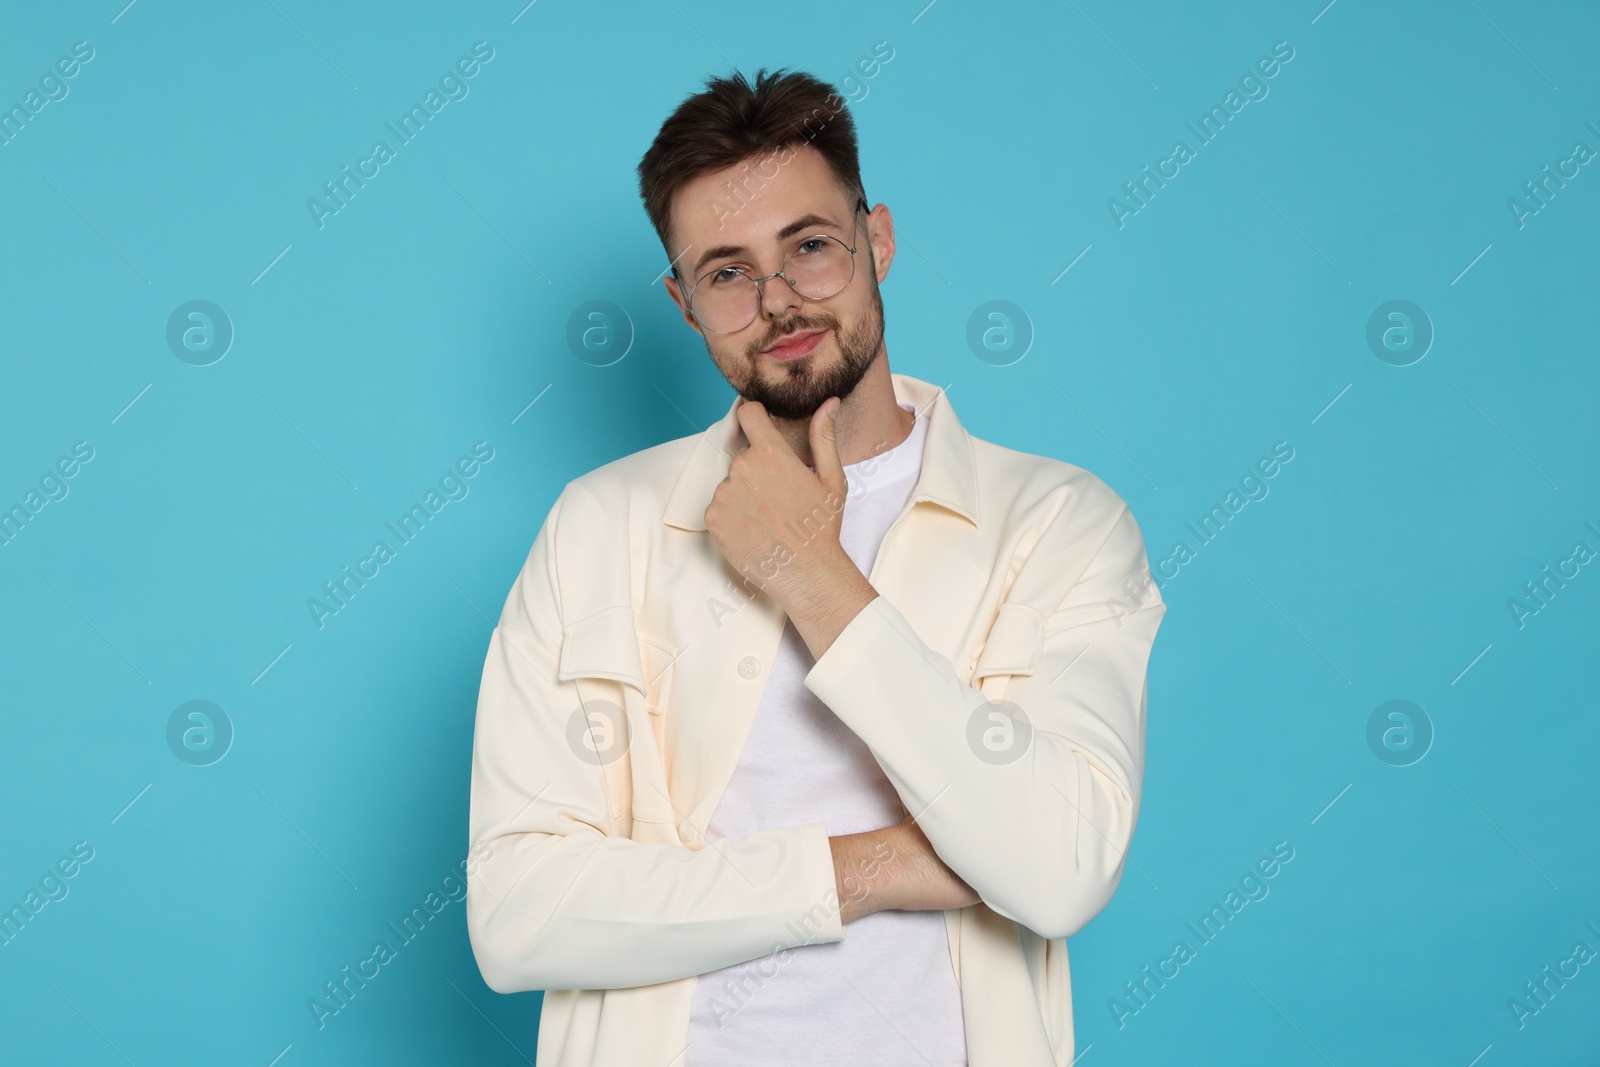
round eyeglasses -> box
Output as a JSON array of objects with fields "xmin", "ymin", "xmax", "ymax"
[{"xmin": 683, "ymin": 197, "xmax": 869, "ymax": 335}]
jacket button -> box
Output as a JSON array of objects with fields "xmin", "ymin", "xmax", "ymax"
[
  {"xmin": 737, "ymin": 656, "xmax": 761, "ymax": 679},
  {"xmin": 678, "ymin": 818, "xmax": 698, "ymax": 842}
]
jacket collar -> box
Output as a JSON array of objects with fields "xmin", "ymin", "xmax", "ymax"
[{"xmin": 662, "ymin": 371, "xmax": 981, "ymax": 531}]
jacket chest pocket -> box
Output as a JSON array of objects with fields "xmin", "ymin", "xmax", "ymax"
[
  {"xmin": 556, "ymin": 606, "xmax": 674, "ymax": 829},
  {"xmin": 970, "ymin": 601, "xmax": 1047, "ymax": 702}
]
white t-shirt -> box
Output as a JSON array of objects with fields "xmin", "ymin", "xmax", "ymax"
[{"xmin": 685, "ymin": 401, "xmax": 966, "ymax": 1066}]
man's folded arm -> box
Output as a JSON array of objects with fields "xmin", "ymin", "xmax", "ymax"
[
  {"xmin": 803, "ymin": 503, "xmax": 1165, "ymax": 942},
  {"xmin": 466, "ymin": 493, "xmax": 843, "ymax": 995}
]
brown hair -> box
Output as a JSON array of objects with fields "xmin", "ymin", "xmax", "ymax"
[{"xmin": 636, "ymin": 67, "xmax": 865, "ymax": 276}]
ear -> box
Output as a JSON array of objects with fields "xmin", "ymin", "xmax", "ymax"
[
  {"xmin": 866, "ymin": 203, "xmax": 896, "ymax": 285},
  {"xmin": 662, "ymin": 273, "xmax": 700, "ymax": 333}
]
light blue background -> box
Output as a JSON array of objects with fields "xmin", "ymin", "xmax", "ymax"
[{"xmin": 2, "ymin": 1, "xmax": 1596, "ymax": 1063}]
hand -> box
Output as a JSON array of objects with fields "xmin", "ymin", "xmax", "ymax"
[{"xmin": 704, "ymin": 397, "xmax": 850, "ymax": 611}]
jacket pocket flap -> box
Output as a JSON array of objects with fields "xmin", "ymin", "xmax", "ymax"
[
  {"xmin": 558, "ymin": 605, "xmax": 646, "ymax": 695},
  {"xmin": 974, "ymin": 602, "xmax": 1046, "ymax": 680}
]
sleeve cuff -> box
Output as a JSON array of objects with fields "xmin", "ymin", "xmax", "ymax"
[{"xmin": 797, "ymin": 819, "xmax": 845, "ymax": 944}]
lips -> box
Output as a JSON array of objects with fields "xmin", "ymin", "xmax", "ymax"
[{"xmin": 763, "ymin": 329, "xmax": 827, "ymax": 359}]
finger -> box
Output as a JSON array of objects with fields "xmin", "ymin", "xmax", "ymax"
[
  {"xmin": 809, "ymin": 396, "xmax": 846, "ymax": 496},
  {"xmin": 734, "ymin": 398, "xmax": 779, "ymax": 447}
]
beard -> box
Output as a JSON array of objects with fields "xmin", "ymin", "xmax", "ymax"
[{"xmin": 723, "ymin": 272, "xmax": 885, "ymax": 422}]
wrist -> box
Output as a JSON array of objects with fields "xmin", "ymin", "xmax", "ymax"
[{"xmin": 780, "ymin": 555, "xmax": 876, "ymax": 661}]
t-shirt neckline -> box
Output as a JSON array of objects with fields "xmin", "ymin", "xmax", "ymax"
[{"xmin": 843, "ymin": 402, "xmax": 925, "ymax": 488}]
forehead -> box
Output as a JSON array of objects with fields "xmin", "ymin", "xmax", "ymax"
[{"xmin": 668, "ymin": 143, "xmax": 851, "ymax": 268}]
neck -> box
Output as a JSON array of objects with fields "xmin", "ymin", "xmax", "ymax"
[{"xmin": 775, "ymin": 356, "xmax": 913, "ymax": 470}]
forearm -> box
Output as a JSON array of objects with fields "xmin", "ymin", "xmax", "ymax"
[
  {"xmin": 469, "ymin": 816, "xmax": 844, "ymax": 992},
  {"xmin": 804, "ymin": 590, "xmax": 1162, "ymax": 940},
  {"xmin": 828, "ymin": 824, "xmax": 900, "ymax": 924},
  {"xmin": 774, "ymin": 549, "xmax": 878, "ymax": 664},
  {"xmin": 469, "ymin": 615, "xmax": 847, "ymax": 993}
]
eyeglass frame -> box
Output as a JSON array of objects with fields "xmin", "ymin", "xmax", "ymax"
[{"xmin": 678, "ymin": 195, "xmax": 872, "ymax": 335}]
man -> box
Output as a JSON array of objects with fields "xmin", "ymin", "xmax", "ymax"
[{"xmin": 466, "ymin": 67, "xmax": 1165, "ymax": 1066}]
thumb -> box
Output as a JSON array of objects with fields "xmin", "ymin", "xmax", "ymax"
[{"xmin": 809, "ymin": 397, "xmax": 846, "ymax": 497}]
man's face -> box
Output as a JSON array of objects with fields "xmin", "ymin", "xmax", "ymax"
[{"xmin": 663, "ymin": 145, "xmax": 892, "ymax": 421}]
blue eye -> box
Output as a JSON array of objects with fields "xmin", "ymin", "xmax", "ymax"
[
  {"xmin": 708, "ymin": 267, "xmax": 747, "ymax": 286},
  {"xmin": 793, "ymin": 238, "xmax": 827, "ymax": 256}
]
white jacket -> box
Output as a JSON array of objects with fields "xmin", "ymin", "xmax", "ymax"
[{"xmin": 466, "ymin": 371, "xmax": 1167, "ymax": 1065}]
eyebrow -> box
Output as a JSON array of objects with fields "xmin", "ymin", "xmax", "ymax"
[{"xmin": 689, "ymin": 213, "xmax": 842, "ymax": 277}]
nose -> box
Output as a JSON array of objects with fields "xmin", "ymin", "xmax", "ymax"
[{"xmin": 755, "ymin": 271, "xmax": 803, "ymax": 323}]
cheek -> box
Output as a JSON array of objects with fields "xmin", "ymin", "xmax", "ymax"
[{"xmin": 707, "ymin": 333, "xmax": 760, "ymax": 375}]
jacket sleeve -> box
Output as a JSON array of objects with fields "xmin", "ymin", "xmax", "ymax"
[
  {"xmin": 465, "ymin": 487, "xmax": 844, "ymax": 994},
  {"xmin": 801, "ymin": 502, "xmax": 1164, "ymax": 941}
]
